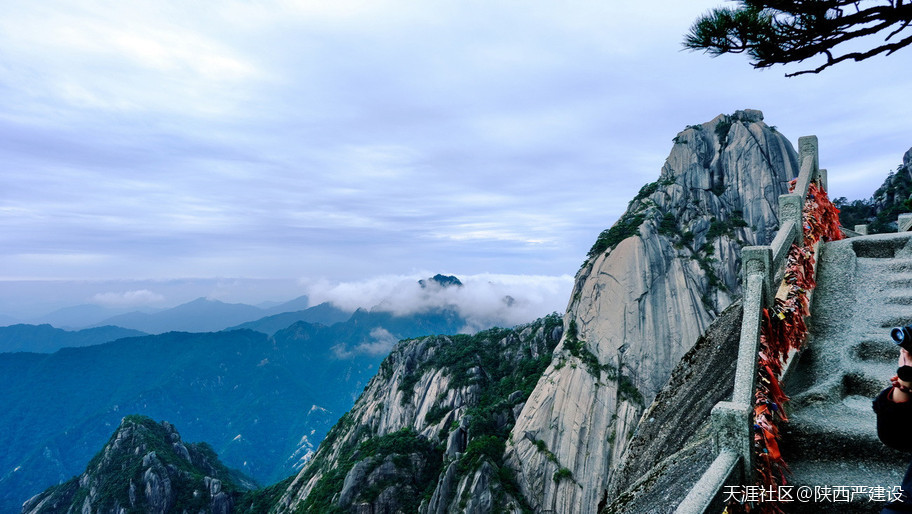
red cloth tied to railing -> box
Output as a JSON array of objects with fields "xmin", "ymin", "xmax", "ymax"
[{"xmin": 727, "ymin": 181, "xmax": 843, "ymax": 513}]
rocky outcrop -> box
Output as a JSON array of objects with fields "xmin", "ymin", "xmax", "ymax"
[
  {"xmin": 503, "ymin": 110, "xmax": 799, "ymax": 513},
  {"xmin": 21, "ymin": 416, "xmax": 255, "ymax": 514},
  {"xmin": 601, "ymin": 301, "xmax": 743, "ymax": 512},
  {"xmin": 872, "ymin": 146, "xmax": 912, "ymax": 214},
  {"xmin": 837, "ymin": 145, "xmax": 912, "ymax": 232},
  {"xmin": 266, "ymin": 315, "xmax": 563, "ymax": 513}
]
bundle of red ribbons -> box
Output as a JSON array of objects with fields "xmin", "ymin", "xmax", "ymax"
[{"xmin": 730, "ymin": 180, "xmax": 843, "ymax": 512}]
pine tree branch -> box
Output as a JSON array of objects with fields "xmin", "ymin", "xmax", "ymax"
[{"xmin": 685, "ymin": 0, "xmax": 912, "ymax": 75}]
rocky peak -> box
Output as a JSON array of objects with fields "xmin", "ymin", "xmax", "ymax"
[
  {"xmin": 504, "ymin": 110, "xmax": 798, "ymax": 513},
  {"xmin": 264, "ymin": 315, "xmax": 563, "ymax": 513},
  {"xmin": 419, "ymin": 274, "xmax": 464, "ymax": 289},
  {"xmin": 22, "ymin": 415, "xmax": 255, "ymax": 514}
]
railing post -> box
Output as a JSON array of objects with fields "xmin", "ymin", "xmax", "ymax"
[
  {"xmin": 778, "ymin": 195, "xmax": 802, "ymax": 238},
  {"xmin": 725, "ymin": 249, "xmax": 771, "ymax": 484},
  {"xmin": 741, "ymin": 247, "xmax": 773, "ymax": 311},
  {"xmin": 711, "ymin": 402, "xmax": 752, "ymax": 481},
  {"xmin": 899, "ymin": 213, "xmax": 912, "ymax": 232},
  {"xmin": 798, "ymin": 135, "xmax": 818, "ymax": 179}
]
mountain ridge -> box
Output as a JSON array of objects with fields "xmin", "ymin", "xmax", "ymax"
[
  {"xmin": 0, "ymin": 304, "xmax": 475, "ymax": 513},
  {"xmin": 226, "ymin": 302, "xmax": 352, "ymax": 336},
  {"xmin": 0, "ymin": 324, "xmax": 146, "ymax": 353},
  {"xmin": 92, "ymin": 297, "xmax": 267, "ymax": 334},
  {"xmin": 264, "ymin": 314, "xmax": 563, "ymax": 513},
  {"xmin": 22, "ymin": 415, "xmax": 256, "ymax": 514}
]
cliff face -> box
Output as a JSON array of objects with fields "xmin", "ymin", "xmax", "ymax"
[
  {"xmin": 602, "ymin": 301, "xmax": 743, "ymax": 512},
  {"xmin": 21, "ymin": 415, "xmax": 255, "ymax": 514},
  {"xmin": 503, "ymin": 110, "xmax": 799, "ymax": 513},
  {"xmin": 262, "ymin": 315, "xmax": 563, "ymax": 513}
]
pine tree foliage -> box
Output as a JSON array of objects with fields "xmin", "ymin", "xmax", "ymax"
[{"xmin": 684, "ymin": 1, "xmax": 912, "ymax": 76}]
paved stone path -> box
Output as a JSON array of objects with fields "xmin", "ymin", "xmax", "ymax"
[{"xmin": 781, "ymin": 232, "xmax": 912, "ymax": 512}]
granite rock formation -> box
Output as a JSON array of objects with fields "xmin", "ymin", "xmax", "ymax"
[
  {"xmin": 263, "ymin": 315, "xmax": 563, "ymax": 513},
  {"xmin": 503, "ymin": 110, "xmax": 799, "ymax": 513}
]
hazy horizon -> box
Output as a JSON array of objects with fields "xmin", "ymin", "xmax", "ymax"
[{"xmin": 0, "ymin": 273, "xmax": 575, "ymax": 328}]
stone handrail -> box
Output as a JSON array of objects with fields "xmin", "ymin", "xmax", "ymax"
[{"xmin": 677, "ymin": 136, "xmax": 824, "ymax": 513}]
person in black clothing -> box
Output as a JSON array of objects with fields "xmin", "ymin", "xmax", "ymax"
[{"xmin": 873, "ymin": 348, "xmax": 912, "ymax": 513}]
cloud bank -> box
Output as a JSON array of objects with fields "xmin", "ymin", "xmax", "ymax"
[
  {"xmin": 333, "ymin": 327, "xmax": 400, "ymax": 359},
  {"xmin": 90, "ymin": 289, "xmax": 166, "ymax": 308},
  {"xmin": 1, "ymin": 1, "xmax": 909, "ymax": 285},
  {"xmin": 303, "ymin": 272, "xmax": 574, "ymax": 333}
]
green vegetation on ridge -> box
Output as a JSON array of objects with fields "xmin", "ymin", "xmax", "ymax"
[{"xmin": 292, "ymin": 314, "xmax": 563, "ymax": 513}]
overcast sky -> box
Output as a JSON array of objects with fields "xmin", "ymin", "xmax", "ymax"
[{"xmin": 1, "ymin": 0, "xmax": 911, "ymax": 318}]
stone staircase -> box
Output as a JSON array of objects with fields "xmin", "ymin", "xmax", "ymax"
[{"xmin": 780, "ymin": 232, "xmax": 912, "ymax": 512}]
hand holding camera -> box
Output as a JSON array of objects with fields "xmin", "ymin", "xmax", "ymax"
[{"xmin": 890, "ymin": 326, "xmax": 912, "ymax": 402}]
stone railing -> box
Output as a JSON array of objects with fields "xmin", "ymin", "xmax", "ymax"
[{"xmin": 676, "ymin": 136, "xmax": 826, "ymax": 513}]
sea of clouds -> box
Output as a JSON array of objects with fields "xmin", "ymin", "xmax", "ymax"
[{"xmin": 302, "ymin": 272, "xmax": 574, "ymax": 333}]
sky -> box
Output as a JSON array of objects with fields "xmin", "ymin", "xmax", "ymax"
[{"xmin": 2, "ymin": 0, "xmax": 911, "ymax": 320}]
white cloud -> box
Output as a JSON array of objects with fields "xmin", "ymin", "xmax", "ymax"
[
  {"xmin": 303, "ymin": 273, "xmax": 574, "ymax": 332},
  {"xmin": 333, "ymin": 326, "xmax": 400, "ymax": 358},
  {"xmin": 90, "ymin": 289, "xmax": 165, "ymax": 308}
]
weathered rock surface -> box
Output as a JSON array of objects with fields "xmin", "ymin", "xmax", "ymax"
[
  {"xmin": 21, "ymin": 415, "xmax": 255, "ymax": 514},
  {"xmin": 266, "ymin": 315, "xmax": 563, "ymax": 513},
  {"xmin": 601, "ymin": 300, "xmax": 743, "ymax": 513},
  {"xmin": 504, "ymin": 110, "xmax": 799, "ymax": 513}
]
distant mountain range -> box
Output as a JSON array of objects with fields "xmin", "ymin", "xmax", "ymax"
[
  {"xmin": 0, "ymin": 299, "xmax": 352, "ymax": 355},
  {"xmin": 0, "ymin": 324, "xmax": 146, "ymax": 353},
  {"xmin": 0, "ymin": 314, "xmax": 19, "ymax": 326},
  {"xmin": 226, "ymin": 302, "xmax": 351, "ymax": 335},
  {"xmin": 0, "ymin": 274, "xmax": 530, "ymax": 512},
  {"xmin": 0, "ymin": 304, "xmax": 468, "ymax": 513},
  {"xmin": 26, "ymin": 304, "xmax": 148, "ymax": 330},
  {"xmin": 12, "ymin": 295, "xmax": 317, "ymax": 334},
  {"xmin": 90, "ymin": 297, "xmax": 269, "ymax": 334}
]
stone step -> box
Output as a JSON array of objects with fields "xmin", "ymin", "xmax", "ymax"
[
  {"xmin": 857, "ymin": 258, "xmax": 912, "ymax": 273},
  {"xmin": 885, "ymin": 276, "xmax": 912, "ymax": 289},
  {"xmin": 875, "ymin": 313, "xmax": 912, "ymax": 330},
  {"xmin": 850, "ymin": 309, "xmax": 912, "ymax": 334},
  {"xmin": 852, "ymin": 237, "xmax": 912, "ymax": 260},
  {"xmin": 849, "ymin": 340, "xmax": 902, "ymax": 364},
  {"xmin": 886, "ymin": 294, "xmax": 912, "ymax": 306},
  {"xmin": 780, "ymin": 397, "xmax": 893, "ymax": 462},
  {"xmin": 843, "ymin": 366, "xmax": 894, "ymax": 398}
]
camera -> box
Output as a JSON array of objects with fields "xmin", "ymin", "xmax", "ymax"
[{"xmin": 891, "ymin": 325, "xmax": 912, "ymax": 352}]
